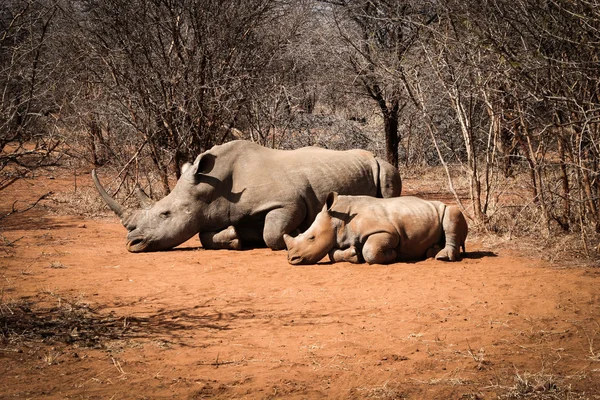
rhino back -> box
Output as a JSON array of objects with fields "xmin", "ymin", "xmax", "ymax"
[
  {"xmin": 375, "ymin": 158, "xmax": 402, "ymax": 197},
  {"xmin": 223, "ymin": 144, "xmax": 380, "ymax": 228}
]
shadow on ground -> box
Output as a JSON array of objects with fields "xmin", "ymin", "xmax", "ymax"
[
  {"xmin": 0, "ymin": 293, "xmax": 255, "ymax": 350},
  {"xmin": 463, "ymin": 251, "xmax": 497, "ymax": 259}
]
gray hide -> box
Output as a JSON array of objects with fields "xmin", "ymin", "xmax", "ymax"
[
  {"xmin": 92, "ymin": 140, "xmax": 402, "ymax": 252},
  {"xmin": 283, "ymin": 193, "xmax": 468, "ymax": 265}
]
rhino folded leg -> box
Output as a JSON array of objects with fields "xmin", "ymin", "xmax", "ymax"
[
  {"xmin": 362, "ymin": 232, "xmax": 399, "ymax": 264},
  {"xmin": 263, "ymin": 207, "xmax": 306, "ymax": 250},
  {"xmin": 200, "ymin": 226, "xmax": 242, "ymax": 250},
  {"xmin": 329, "ymin": 246, "xmax": 362, "ymax": 264},
  {"xmin": 435, "ymin": 205, "xmax": 468, "ymax": 262}
]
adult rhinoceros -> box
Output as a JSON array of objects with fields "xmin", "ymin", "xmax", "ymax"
[{"xmin": 93, "ymin": 140, "xmax": 401, "ymax": 252}]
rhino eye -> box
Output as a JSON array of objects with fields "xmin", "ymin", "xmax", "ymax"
[
  {"xmin": 159, "ymin": 211, "xmax": 171, "ymax": 219},
  {"xmin": 308, "ymin": 234, "xmax": 316, "ymax": 241}
]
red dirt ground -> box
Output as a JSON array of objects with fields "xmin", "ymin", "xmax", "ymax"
[{"xmin": 1, "ymin": 169, "xmax": 600, "ymax": 399}]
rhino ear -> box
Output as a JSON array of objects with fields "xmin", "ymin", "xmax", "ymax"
[
  {"xmin": 325, "ymin": 192, "xmax": 338, "ymax": 211},
  {"xmin": 194, "ymin": 153, "xmax": 216, "ymax": 175}
]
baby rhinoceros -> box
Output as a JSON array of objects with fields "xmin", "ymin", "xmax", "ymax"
[{"xmin": 283, "ymin": 192, "xmax": 468, "ymax": 265}]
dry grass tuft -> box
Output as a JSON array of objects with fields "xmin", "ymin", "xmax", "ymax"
[
  {"xmin": 498, "ymin": 371, "xmax": 587, "ymax": 400},
  {"xmin": 48, "ymin": 261, "xmax": 67, "ymax": 269},
  {"xmin": 350, "ymin": 381, "xmax": 406, "ymax": 399}
]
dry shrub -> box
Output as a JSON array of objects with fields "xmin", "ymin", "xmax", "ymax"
[
  {"xmin": 401, "ymin": 164, "xmax": 463, "ymax": 182},
  {"xmin": 49, "ymin": 168, "xmax": 173, "ymax": 218},
  {"xmin": 485, "ymin": 203, "xmax": 547, "ymax": 239},
  {"xmin": 483, "ymin": 201, "xmax": 600, "ymax": 265},
  {"xmin": 50, "ymin": 186, "xmax": 112, "ymax": 218}
]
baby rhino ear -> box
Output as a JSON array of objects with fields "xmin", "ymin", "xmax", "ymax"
[
  {"xmin": 325, "ymin": 192, "xmax": 338, "ymax": 211},
  {"xmin": 194, "ymin": 153, "xmax": 216, "ymax": 175},
  {"xmin": 181, "ymin": 162, "xmax": 192, "ymax": 175}
]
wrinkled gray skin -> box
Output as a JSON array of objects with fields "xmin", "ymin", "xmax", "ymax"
[
  {"xmin": 92, "ymin": 140, "xmax": 402, "ymax": 252},
  {"xmin": 283, "ymin": 192, "xmax": 468, "ymax": 265}
]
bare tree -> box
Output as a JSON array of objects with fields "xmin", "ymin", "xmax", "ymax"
[
  {"xmin": 69, "ymin": 0, "xmax": 297, "ymax": 193},
  {"xmin": 466, "ymin": 0, "xmax": 599, "ymax": 242},
  {"xmin": 321, "ymin": 0, "xmax": 437, "ymax": 167},
  {"xmin": 0, "ymin": 0, "xmax": 63, "ymax": 192},
  {"xmin": 404, "ymin": 0, "xmax": 600, "ymax": 249}
]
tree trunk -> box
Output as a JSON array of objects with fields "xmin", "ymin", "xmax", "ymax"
[{"xmin": 384, "ymin": 111, "xmax": 400, "ymax": 168}]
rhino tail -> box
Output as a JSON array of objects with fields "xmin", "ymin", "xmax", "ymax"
[{"xmin": 375, "ymin": 158, "xmax": 402, "ymax": 198}]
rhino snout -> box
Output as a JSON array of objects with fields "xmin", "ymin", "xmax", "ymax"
[
  {"xmin": 283, "ymin": 234, "xmax": 303, "ymax": 265},
  {"xmin": 126, "ymin": 232, "xmax": 149, "ymax": 253},
  {"xmin": 287, "ymin": 253, "xmax": 305, "ymax": 265}
]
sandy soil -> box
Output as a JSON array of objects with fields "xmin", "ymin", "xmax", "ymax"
[{"xmin": 1, "ymin": 170, "xmax": 600, "ymax": 399}]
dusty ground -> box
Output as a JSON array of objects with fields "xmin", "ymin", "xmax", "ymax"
[{"xmin": 1, "ymin": 169, "xmax": 600, "ymax": 399}]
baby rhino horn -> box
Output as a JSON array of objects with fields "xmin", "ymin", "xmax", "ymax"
[{"xmin": 282, "ymin": 233, "xmax": 295, "ymax": 249}]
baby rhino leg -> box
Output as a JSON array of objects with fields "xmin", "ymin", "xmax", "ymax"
[
  {"xmin": 329, "ymin": 246, "xmax": 362, "ymax": 263},
  {"xmin": 200, "ymin": 226, "xmax": 242, "ymax": 250},
  {"xmin": 435, "ymin": 206, "xmax": 468, "ymax": 261},
  {"xmin": 362, "ymin": 232, "xmax": 399, "ymax": 264}
]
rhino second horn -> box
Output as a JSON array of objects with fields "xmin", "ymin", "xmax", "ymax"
[
  {"xmin": 135, "ymin": 186, "xmax": 155, "ymax": 209},
  {"xmin": 92, "ymin": 169, "xmax": 126, "ymax": 217}
]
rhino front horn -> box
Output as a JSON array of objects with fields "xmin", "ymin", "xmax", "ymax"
[{"xmin": 92, "ymin": 169, "xmax": 126, "ymax": 218}]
